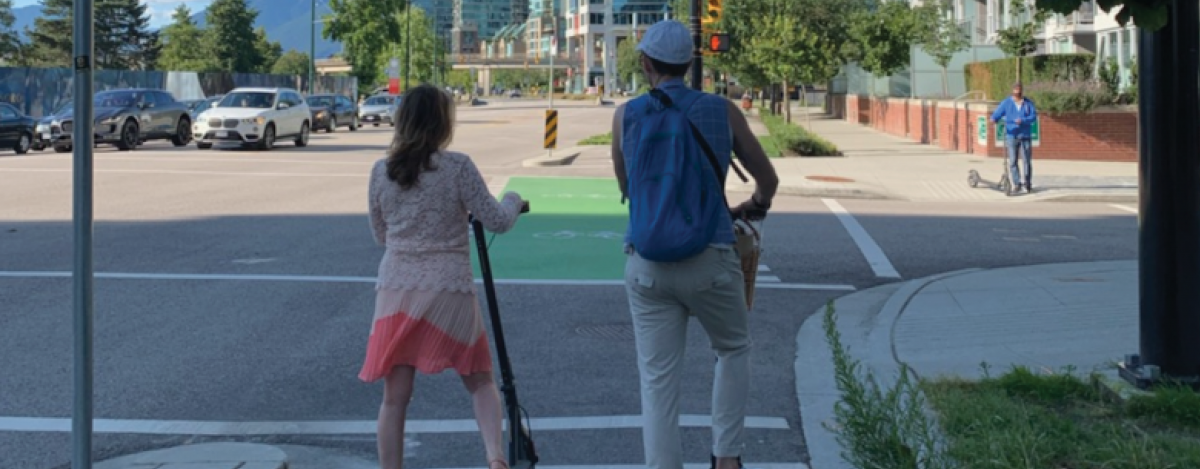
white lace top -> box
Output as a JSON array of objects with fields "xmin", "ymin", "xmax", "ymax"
[{"xmin": 368, "ymin": 151, "xmax": 523, "ymax": 293}]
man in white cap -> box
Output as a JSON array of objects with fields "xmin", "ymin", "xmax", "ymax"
[{"xmin": 610, "ymin": 19, "xmax": 779, "ymax": 469}]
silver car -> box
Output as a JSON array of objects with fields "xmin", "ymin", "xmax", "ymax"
[{"xmin": 358, "ymin": 94, "xmax": 399, "ymax": 127}]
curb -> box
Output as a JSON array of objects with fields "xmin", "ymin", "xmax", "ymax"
[
  {"xmin": 793, "ymin": 268, "xmax": 980, "ymax": 469},
  {"xmin": 94, "ymin": 442, "xmax": 286, "ymax": 469},
  {"xmin": 522, "ymin": 148, "xmax": 582, "ymax": 167},
  {"xmin": 1028, "ymin": 192, "xmax": 1138, "ymax": 204},
  {"xmin": 727, "ymin": 183, "xmax": 896, "ymax": 201}
]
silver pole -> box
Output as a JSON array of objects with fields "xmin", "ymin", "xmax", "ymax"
[{"xmin": 71, "ymin": 0, "xmax": 96, "ymax": 467}]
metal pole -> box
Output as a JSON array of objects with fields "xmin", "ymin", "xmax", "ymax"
[
  {"xmin": 689, "ymin": 0, "xmax": 701, "ymax": 89},
  {"xmin": 309, "ymin": 0, "xmax": 316, "ymax": 94},
  {"xmin": 71, "ymin": 0, "xmax": 95, "ymax": 467},
  {"xmin": 548, "ymin": 11, "xmax": 555, "ymax": 160},
  {"xmin": 404, "ymin": 4, "xmax": 411, "ymax": 90},
  {"xmin": 1120, "ymin": 0, "xmax": 1200, "ymax": 390}
]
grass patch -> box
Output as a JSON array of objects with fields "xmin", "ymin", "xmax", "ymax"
[
  {"xmin": 578, "ymin": 132, "xmax": 612, "ymax": 145},
  {"xmin": 758, "ymin": 108, "xmax": 840, "ymax": 157},
  {"xmin": 925, "ymin": 367, "xmax": 1200, "ymax": 469},
  {"xmin": 758, "ymin": 135, "xmax": 783, "ymax": 158},
  {"xmin": 822, "ymin": 302, "xmax": 1200, "ymax": 469}
]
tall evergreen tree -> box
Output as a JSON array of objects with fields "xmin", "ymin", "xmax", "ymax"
[
  {"xmin": 0, "ymin": 0, "xmax": 24, "ymax": 65},
  {"xmin": 26, "ymin": 0, "xmax": 72, "ymax": 67},
  {"xmin": 253, "ymin": 26, "xmax": 282, "ymax": 74},
  {"xmin": 203, "ymin": 0, "xmax": 262, "ymax": 73},
  {"xmin": 158, "ymin": 5, "xmax": 215, "ymax": 71}
]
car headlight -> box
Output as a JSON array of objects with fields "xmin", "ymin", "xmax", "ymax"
[
  {"xmin": 98, "ymin": 115, "xmax": 121, "ymax": 124},
  {"xmin": 240, "ymin": 117, "xmax": 266, "ymax": 125},
  {"xmin": 316, "ymin": 111, "xmax": 326, "ymax": 118}
]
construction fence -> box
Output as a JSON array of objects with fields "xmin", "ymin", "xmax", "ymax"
[{"xmin": 0, "ymin": 67, "xmax": 358, "ymax": 118}]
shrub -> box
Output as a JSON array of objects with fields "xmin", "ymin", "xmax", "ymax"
[
  {"xmin": 759, "ymin": 109, "xmax": 841, "ymax": 157},
  {"xmin": 964, "ymin": 54, "xmax": 1094, "ymax": 101},
  {"xmin": 1024, "ymin": 81, "xmax": 1113, "ymax": 114}
]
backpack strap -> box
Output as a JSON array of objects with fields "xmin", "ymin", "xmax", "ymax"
[{"xmin": 650, "ymin": 89, "xmax": 748, "ymax": 221}]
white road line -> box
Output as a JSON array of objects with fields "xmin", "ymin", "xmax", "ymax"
[
  {"xmin": 433, "ymin": 465, "xmax": 808, "ymax": 469},
  {"xmin": 821, "ymin": 199, "xmax": 901, "ymax": 279},
  {"xmin": 758, "ymin": 264, "xmax": 771, "ymax": 272},
  {"xmin": 1110, "ymin": 203, "xmax": 1138, "ymax": 214},
  {"xmin": 0, "ymin": 414, "xmax": 790, "ymax": 435},
  {"xmin": 0, "ymin": 271, "xmax": 856, "ymax": 291}
]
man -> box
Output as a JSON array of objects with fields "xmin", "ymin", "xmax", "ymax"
[
  {"xmin": 991, "ymin": 82, "xmax": 1039, "ymax": 195},
  {"xmin": 609, "ymin": 20, "xmax": 779, "ymax": 469}
]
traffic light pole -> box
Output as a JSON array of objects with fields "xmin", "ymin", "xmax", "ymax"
[{"xmin": 689, "ymin": 0, "xmax": 702, "ymax": 89}]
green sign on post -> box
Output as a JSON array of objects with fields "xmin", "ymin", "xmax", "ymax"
[
  {"xmin": 994, "ymin": 121, "xmax": 1042, "ymax": 148},
  {"xmin": 977, "ymin": 116, "xmax": 987, "ymax": 146}
]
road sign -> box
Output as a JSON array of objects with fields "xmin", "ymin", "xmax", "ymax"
[
  {"xmin": 551, "ymin": 36, "xmax": 558, "ymax": 55},
  {"xmin": 977, "ymin": 116, "xmax": 987, "ymax": 146},
  {"xmin": 995, "ymin": 121, "xmax": 1042, "ymax": 148},
  {"xmin": 388, "ymin": 78, "xmax": 399, "ymax": 95},
  {"xmin": 388, "ymin": 58, "xmax": 400, "ymax": 78},
  {"xmin": 544, "ymin": 109, "xmax": 558, "ymax": 150}
]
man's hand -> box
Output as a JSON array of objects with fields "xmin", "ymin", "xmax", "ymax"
[
  {"xmin": 1015, "ymin": 118, "xmax": 1022, "ymax": 124},
  {"xmin": 730, "ymin": 197, "xmax": 769, "ymax": 221}
]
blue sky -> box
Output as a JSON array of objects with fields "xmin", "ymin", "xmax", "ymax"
[{"xmin": 13, "ymin": 0, "xmax": 216, "ymax": 28}]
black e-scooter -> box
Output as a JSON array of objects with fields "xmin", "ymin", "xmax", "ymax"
[{"xmin": 470, "ymin": 202, "xmax": 538, "ymax": 469}]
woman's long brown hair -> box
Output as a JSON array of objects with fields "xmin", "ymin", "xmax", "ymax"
[{"xmin": 385, "ymin": 84, "xmax": 454, "ymax": 189}]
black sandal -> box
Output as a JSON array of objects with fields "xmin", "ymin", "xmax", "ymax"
[{"xmin": 711, "ymin": 454, "xmax": 744, "ymax": 469}]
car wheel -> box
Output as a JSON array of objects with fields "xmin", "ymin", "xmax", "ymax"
[
  {"xmin": 373, "ymin": 123, "xmax": 379, "ymax": 127},
  {"xmin": 258, "ymin": 124, "xmax": 275, "ymax": 150},
  {"xmin": 14, "ymin": 132, "xmax": 31, "ymax": 155},
  {"xmin": 294, "ymin": 122, "xmax": 310, "ymax": 147},
  {"xmin": 171, "ymin": 118, "xmax": 192, "ymax": 146},
  {"xmin": 197, "ymin": 142, "xmax": 212, "ymax": 149},
  {"xmin": 116, "ymin": 119, "xmax": 139, "ymax": 151},
  {"xmin": 349, "ymin": 116, "xmax": 358, "ymax": 131},
  {"xmin": 326, "ymin": 116, "xmax": 336, "ymax": 133}
]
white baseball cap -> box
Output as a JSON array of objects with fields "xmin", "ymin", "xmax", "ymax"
[{"xmin": 636, "ymin": 20, "xmax": 693, "ymax": 65}]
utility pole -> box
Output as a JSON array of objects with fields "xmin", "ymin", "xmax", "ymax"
[
  {"xmin": 314, "ymin": 0, "xmax": 319, "ymax": 94},
  {"xmin": 404, "ymin": 3, "xmax": 411, "ymax": 91},
  {"xmin": 70, "ymin": 0, "xmax": 95, "ymax": 467},
  {"xmin": 689, "ymin": 0, "xmax": 701, "ymax": 89}
]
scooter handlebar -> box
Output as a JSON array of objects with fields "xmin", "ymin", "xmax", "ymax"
[{"xmin": 470, "ymin": 201, "xmax": 530, "ymax": 225}]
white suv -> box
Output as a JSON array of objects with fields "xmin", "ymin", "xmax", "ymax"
[{"xmin": 193, "ymin": 87, "xmax": 311, "ymax": 150}]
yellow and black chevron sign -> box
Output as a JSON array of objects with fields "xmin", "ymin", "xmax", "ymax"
[{"xmin": 544, "ymin": 109, "xmax": 558, "ymax": 149}]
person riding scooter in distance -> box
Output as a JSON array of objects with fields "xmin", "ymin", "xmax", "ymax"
[{"xmin": 991, "ymin": 82, "xmax": 1038, "ymax": 196}]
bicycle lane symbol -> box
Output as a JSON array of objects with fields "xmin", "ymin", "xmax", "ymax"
[{"xmin": 532, "ymin": 230, "xmax": 625, "ymax": 240}]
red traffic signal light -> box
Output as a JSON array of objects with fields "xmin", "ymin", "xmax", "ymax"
[{"xmin": 709, "ymin": 33, "xmax": 730, "ymax": 52}]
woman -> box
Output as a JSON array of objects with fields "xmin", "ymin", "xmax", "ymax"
[{"xmin": 361, "ymin": 84, "xmax": 526, "ymax": 469}]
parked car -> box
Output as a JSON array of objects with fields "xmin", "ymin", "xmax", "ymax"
[
  {"xmin": 49, "ymin": 88, "xmax": 193, "ymax": 152},
  {"xmin": 0, "ymin": 102, "xmax": 36, "ymax": 154},
  {"xmin": 192, "ymin": 87, "xmax": 311, "ymax": 150},
  {"xmin": 305, "ymin": 94, "xmax": 359, "ymax": 132},
  {"xmin": 358, "ymin": 94, "xmax": 399, "ymax": 127},
  {"xmin": 33, "ymin": 102, "xmax": 70, "ymax": 152},
  {"xmin": 187, "ymin": 95, "xmax": 223, "ymax": 120}
]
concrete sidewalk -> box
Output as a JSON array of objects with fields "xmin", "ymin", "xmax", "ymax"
[
  {"xmin": 794, "ymin": 260, "xmax": 1137, "ymax": 469},
  {"xmin": 747, "ymin": 106, "xmax": 1138, "ymax": 203},
  {"xmin": 93, "ymin": 442, "xmax": 286, "ymax": 469}
]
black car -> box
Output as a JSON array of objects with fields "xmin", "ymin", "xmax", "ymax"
[
  {"xmin": 49, "ymin": 88, "xmax": 193, "ymax": 152},
  {"xmin": 305, "ymin": 94, "xmax": 359, "ymax": 132},
  {"xmin": 0, "ymin": 102, "xmax": 35, "ymax": 154}
]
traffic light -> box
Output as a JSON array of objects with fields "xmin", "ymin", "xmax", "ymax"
[
  {"xmin": 701, "ymin": 0, "xmax": 722, "ymax": 25},
  {"xmin": 709, "ymin": 33, "xmax": 730, "ymax": 53}
]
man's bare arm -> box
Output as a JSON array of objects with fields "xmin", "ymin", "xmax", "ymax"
[
  {"xmin": 611, "ymin": 103, "xmax": 628, "ymax": 200},
  {"xmin": 726, "ymin": 100, "xmax": 778, "ymax": 206}
]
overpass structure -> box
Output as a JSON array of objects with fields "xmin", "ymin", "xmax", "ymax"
[{"xmin": 315, "ymin": 55, "xmax": 578, "ymax": 93}]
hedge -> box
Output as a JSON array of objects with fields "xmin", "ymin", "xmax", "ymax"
[
  {"xmin": 964, "ymin": 54, "xmax": 1095, "ymax": 101},
  {"xmin": 759, "ymin": 109, "xmax": 841, "ymax": 157}
]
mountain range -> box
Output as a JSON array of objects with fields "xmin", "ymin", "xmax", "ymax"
[{"xmin": 10, "ymin": 0, "xmax": 345, "ymax": 60}]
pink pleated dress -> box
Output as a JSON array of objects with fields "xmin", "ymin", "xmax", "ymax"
[{"xmin": 359, "ymin": 151, "xmax": 523, "ymax": 382}]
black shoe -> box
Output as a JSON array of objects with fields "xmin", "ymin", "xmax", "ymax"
[
  {"xmin": 1026, "ymin": 184, "xmax": 1034, "ymax": 193},
  {"xmin": 711, "ymin": 454, "xmax": 744, "ymax": 469}
]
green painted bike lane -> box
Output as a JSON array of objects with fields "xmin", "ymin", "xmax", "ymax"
[{"xmin": 471, "ymin": 176, "xmax": 628, "ymax": 280}]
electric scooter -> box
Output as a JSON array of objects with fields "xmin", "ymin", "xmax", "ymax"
[{"xmin": 470, "ymin": 201, "xmax": 538, "ymax": 469}]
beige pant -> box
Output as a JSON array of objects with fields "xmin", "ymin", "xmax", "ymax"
[{"xmin": 624, "ymin": 245, "xmax": 751, "ymax": 469}]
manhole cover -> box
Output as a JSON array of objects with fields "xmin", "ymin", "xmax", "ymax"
[
  {"xmin": 575, "ymin": 323, "xmax": 635, "ymax": 340},
  {"xmin": 806, "ymin": 175, "xmax": 856, "ymax": 183}
]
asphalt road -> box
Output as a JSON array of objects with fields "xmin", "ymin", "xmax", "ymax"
[{"xmin": 0, "ymin": 100, "xmax": 1138, "ymax": 469}]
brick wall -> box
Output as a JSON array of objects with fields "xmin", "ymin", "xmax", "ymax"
[{"xmin": 826, "ymin": 94, "xmax": 1138, "ymax": 162}]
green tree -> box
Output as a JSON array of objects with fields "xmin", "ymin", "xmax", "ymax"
[
  {"xmin": 377, "ymin": 5, "xmax": 438, "ymax": 89},
  {"xmin": 749, "ymin": 13, "xmax": 822, "ymax": 123},
  {"xmin": 26, "ymin": 0, "xmax": 77, "ymax": 66},
  {"xmin": 254, "ymin": 26, "xmax": 283, "ymax": 74},
  {"xmin": 996, "ymin": 0, "xmax": 1048, "ymax": 79},
  {"xmin": 324, "ymin": 0, "xmax": 407, "ymax": 89},
  {"xmin": 616, "ymin": 36, "xmax": 641, "ymax": 91},
  {"xmin": 1039, "ymin": 0, "xmax": 1165, "ymax": 31},
  {"xmin": 0, "ymin": 0, "xmax": 24, "ymax": 65},
  {"xmin": 916, "ymin": 0, "xmax": 970, "ymax": 97},
  {"xmin": 849, "ymin": 0, "xmax": 919, "ymax": 79},
  {"xmin": 157, "ymin": 5, "xmax": 215, "ymax": 71},
  {"xmin": 95, "ymin": 0, "xmax": 159, "ymax": 69},
  {"xmin": 272, "ymin": 50, "xmax": 311, "ymax": 76},
  {"xmin": 204, "ymin": 0, "xmax": 262, "ymax": 73}
]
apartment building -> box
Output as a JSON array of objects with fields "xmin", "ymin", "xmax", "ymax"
[
  {"xmin": 563, "ymin": 0, "xmax": 671, "ymax": 92},
  {"xmin": 452, "ymin": 0, "xmax": 516, "ymax": 54}
]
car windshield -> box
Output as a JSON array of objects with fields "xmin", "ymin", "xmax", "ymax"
[
  {"xmin": 307, "ymin": 96, "xmax": 334, "ymax": 107},
  {"xmin": 192, "ymin": 99, "xmax": 215, "ymax": 115},
  {"xmin": 94, "ymin": 91, "xmax": 140, "ymax": 108},
  {"xmin": 365, "ymin": 96, "xmax": 394, "ymax": 106},
  {"xmin": 219, "ymin": 92, "xmax": 276, "ymax": 109}
]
